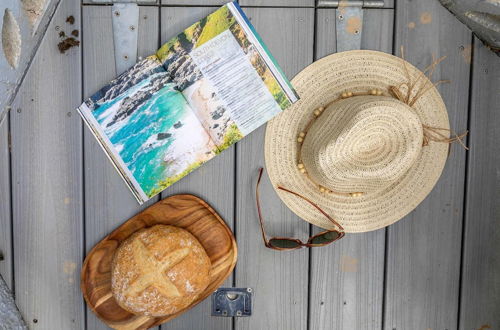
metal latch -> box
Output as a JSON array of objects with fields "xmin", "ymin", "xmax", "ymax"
[
  {"xmin": 212, "ymin": 288, "xmax": 253, "ymax": 317},
  {"xmin": 317, "ymin": 0, "xmax": 385, "ymax": 52}
]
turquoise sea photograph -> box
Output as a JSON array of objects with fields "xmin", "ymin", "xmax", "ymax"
[{"xmin": 85, "ymin": 57, "xmax": 216, "ymax": 198}]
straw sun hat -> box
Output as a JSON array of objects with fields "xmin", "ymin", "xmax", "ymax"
[{"xmin": 265, "ymin": 50, "xmax": 465, "ymax": 233}]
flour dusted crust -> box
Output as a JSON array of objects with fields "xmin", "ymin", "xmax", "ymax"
[{"xmin": 111, "ymin": 225, "xmax": 211, "ymax": 317}]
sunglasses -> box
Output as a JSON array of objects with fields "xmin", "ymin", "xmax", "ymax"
[{"xmin": 256, "ymin": 168, "xmax": 345, "ymax": 251}]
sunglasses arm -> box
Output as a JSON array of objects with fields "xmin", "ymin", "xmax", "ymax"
[
  {"xmin": 256, "ymin": 168, "xmax": 272, "ymax": 247},
  {"xmin": 276, "ymin": 186, "xmax": 344, "ymax": 232}
]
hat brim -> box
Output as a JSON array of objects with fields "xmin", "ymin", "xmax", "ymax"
[
  {"xmin": 81, "ymin": 195, "xmax": 237, "ymax": 329},
  {"xmin": 265, "ymin": 50, "xmax": 450, "ymax": 233}
]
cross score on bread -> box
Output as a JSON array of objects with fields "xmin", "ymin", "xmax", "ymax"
[{"xmin": 125, "ymin": 239, "xmax": 191, "ymax": 298}]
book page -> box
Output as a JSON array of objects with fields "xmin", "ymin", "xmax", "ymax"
[
  {"xmin": 189, "ymin": 29, "xmax": 282, "ymax": 135},
  {"xmin": 78, "ymin": 56, "xmax": 217, "ymax": 202},
  {"xmin": 156, "ymin": 3, "xmax": 297, "ymax": 152}
]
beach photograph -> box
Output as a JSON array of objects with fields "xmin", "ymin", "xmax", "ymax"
[
  {"xmin": 182, "ymin": 78, "xmax": 243, "ymax": 151},
  {"xmin": 155, "ymin": 5, "xmax": 290, "ymax": 110},
  {"xmin": 84, "ymin": 57, "xmax": 216, "ymax": 198}
]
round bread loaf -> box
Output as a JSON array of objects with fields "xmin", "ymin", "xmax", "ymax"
[{"xmin": 111, "ymin": 225, "xmax": 211, "ymax": 317}]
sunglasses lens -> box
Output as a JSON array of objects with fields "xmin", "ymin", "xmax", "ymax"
[
  {"xmin": 269, "ymin": 238, "xmax": 301, "ymax": 249},
  {"xmin": 309, "ymin": 231, "xmax": 341, "ymax": 245}
]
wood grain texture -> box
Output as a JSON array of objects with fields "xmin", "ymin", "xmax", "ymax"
[
  {"xmin": 239, "ymin": 0, "xmax": 314, "ymax": 7},
  {"xmin": 459, "ymin": 38, "xmax": 500, "ymax": 330},
  {"xmin": 240, "ymin": 0, "xmax": 394, "ymax": 8},
  {"xmin": 81, "ymin": 195, "xmax": 237, "ymax": 330},
  {"xmin": 384, "ymin": 1, "xmax": 471, "ymax": 329},
  {"xmin": 0, "ymin": 119, "xmax": 12, "ymax": 289},
  {"xmin": 234, "ymin": 7, "xmax": 314, "ymax": 330},
  {"xmin": 161, "ymin": 0, "xmax": 227, "ymax": 5},
  {"xmin": 9, "ymin": 0, "xmax": 85, "ymax": 328},
  {"xmin": 82, "ymin": 6, "xmax": 160, "ymax": 330},
  {"xmin": 82, "ymin": 1, "xmax": 159, "ymax": 5},
  {"xmin": 159, "ymin": 7, "xmax": 236, "ymax": 330},
  {"xmin": 308, "ymin": 9, "xmax": 393, "ymax": 330},
  {"xmin": 137, "ymin": 7, "xmax": 161, "ymax": 59}
]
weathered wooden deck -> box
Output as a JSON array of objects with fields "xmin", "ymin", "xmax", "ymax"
[{"xmin": 0, "ymin": 0, "xmax": 499, "ymax": 329}]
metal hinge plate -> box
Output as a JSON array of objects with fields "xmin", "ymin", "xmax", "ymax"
[
  {"xmin": 212, "ymin": 288, "xmax": 253, "ymax": 317},
  {"xmin": 317, "ymin": 0, "xmax": 385, "ymax": 52},
  {"xmin": 111, "ymin": 3, "xmax": 139, "ymax": 75}
]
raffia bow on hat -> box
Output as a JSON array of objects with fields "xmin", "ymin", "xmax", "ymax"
[{"xmin": 265, "ymin": 49, "xmax": 468, "ymax": 233}]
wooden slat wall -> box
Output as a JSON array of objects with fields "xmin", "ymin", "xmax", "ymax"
[
  {"xmin": 82, "ymin": 1, "xmax": 159, "ymax": 4},
  {"xmin": 384, "ymin": 1, "xmax": 471, "ymax": 329},
  {"xmin": 308, "ymin": 9, "xmax": 393, "ymax": 330},
  {"xmin": 459, "ymin": 38, "xmax": 500, "ymax": 330},
  {"xmin": 239, "ymin": 0, "xmax": 314, "ymax": 7},
  {"xmin": 2, "ymin": 1, "xmax": 500, "ymax": 329},
  {"xmin": 234, "ymin": 7, "xmax": 314, "ymax": 330},
  {"xmin": 82, "ymin": 6, "xmax": 160, "ymax": 330},
  {"xmin": 161, "ymin": 0, "xmax": 227, "ymax": 5},
  {"xmin": 239, "ymin": 0, "xmax": 394, "ymax": 8},
  {"xmin": 9, "ymin": 0, "xmax": 85, "ymax": 328},
  {"xmin": 0, "ymin": 136, "xmax": 10, "ymax": 290},
  {"xmin": 159, "ymin": 7, "xmax": 234, "ymax": 330},
  {"xmin": 0, "ymin": 120, "xmax": 12, "ymax": 289}
]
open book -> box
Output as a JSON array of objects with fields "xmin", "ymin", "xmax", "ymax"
[{"xmin": 78, "ymin": 1, "xmax": 298, "ymax": 204}]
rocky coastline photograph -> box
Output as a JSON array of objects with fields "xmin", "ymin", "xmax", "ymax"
[{"xmin": 82, "ymin": 58, "xmax": 216, "ymax": 198}]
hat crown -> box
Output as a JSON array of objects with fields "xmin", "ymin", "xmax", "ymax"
[{"xmin": 302, "ymin": 96, "xmax": 424, "ymax": 194}]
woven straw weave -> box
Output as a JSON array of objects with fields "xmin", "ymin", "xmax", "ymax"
[{"xmin": 265, "ymin": 50, "xmax": 450, "ymax": 233}]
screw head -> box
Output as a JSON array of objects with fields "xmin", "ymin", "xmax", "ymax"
[
  {"xmin": 338, "ymin": 15, "xmax": 344, "ymax": 20},
  {"xmin": 129, "ymin": 25, "xmax": 135, "ymax": 31},
  {"xmin": 114, "ymin": 11, "xmax": 120, "ymax": 16},
  {"xmin": 247, "ymin": 288, "xmax": 253, "ymax": 293},
  {"xmin": 226, "ymin": 292, "xmax": 238, "ymax": 300},
  {"xmin": 236, "ymin": 311, "xmax": 242, "ymax": 316}
]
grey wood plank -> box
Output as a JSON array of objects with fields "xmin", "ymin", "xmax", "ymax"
[
  {"xmin": 240, "ymin": 0, "xmax": 393, "ymax": 8},
  {"xmin": 82, "ymin": 6, "xmax": 160, "ymax": 330},
  {"xmin": 158, "ymin": 153, "xmax": 235, "ymax": 330},
  {"xmin": 0, "ymin": 120, "xmax": 12, "ymax": 290},
  {"xmin": 315, "ymin": 9, "xmax": 337, "ymax": 60},
  {"xmin": 384, "ymin": 1, "xmax": 471, "ymax": 329},
  {"xmin": 239, "ymin": 0, "xmax": 314, "ymax": 7},
  {"xmin": 138, "ymin": 7, "xmax": 161, "ymax": 59},
  {"xmin": 82, "ymin": 1, "xmax": 159, "ymax": 5},
  {"xmin": 159, "ymin": 7, "xmax": 234, "ymax": 330},
  {"xmin": 308, "ymin": 9, "xmax": 393, "ymax": 330},
  {"xmin": 9, "ymin": 0, "xmax": 85, "ymax": 328},
  {"xmin": 459, "ymin": 38, "xmax": 500, "ymax": 330},
  {"xmin": 161, "ymin": 0, "xmax": 227, "ymax": 5},
  {"xmin": 316, "ymin": 8, "xmax": 394, "ymax": 58},
  {"xmin": 234, "ymin": 7, "xmax": 314, "ymax": 330}
]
